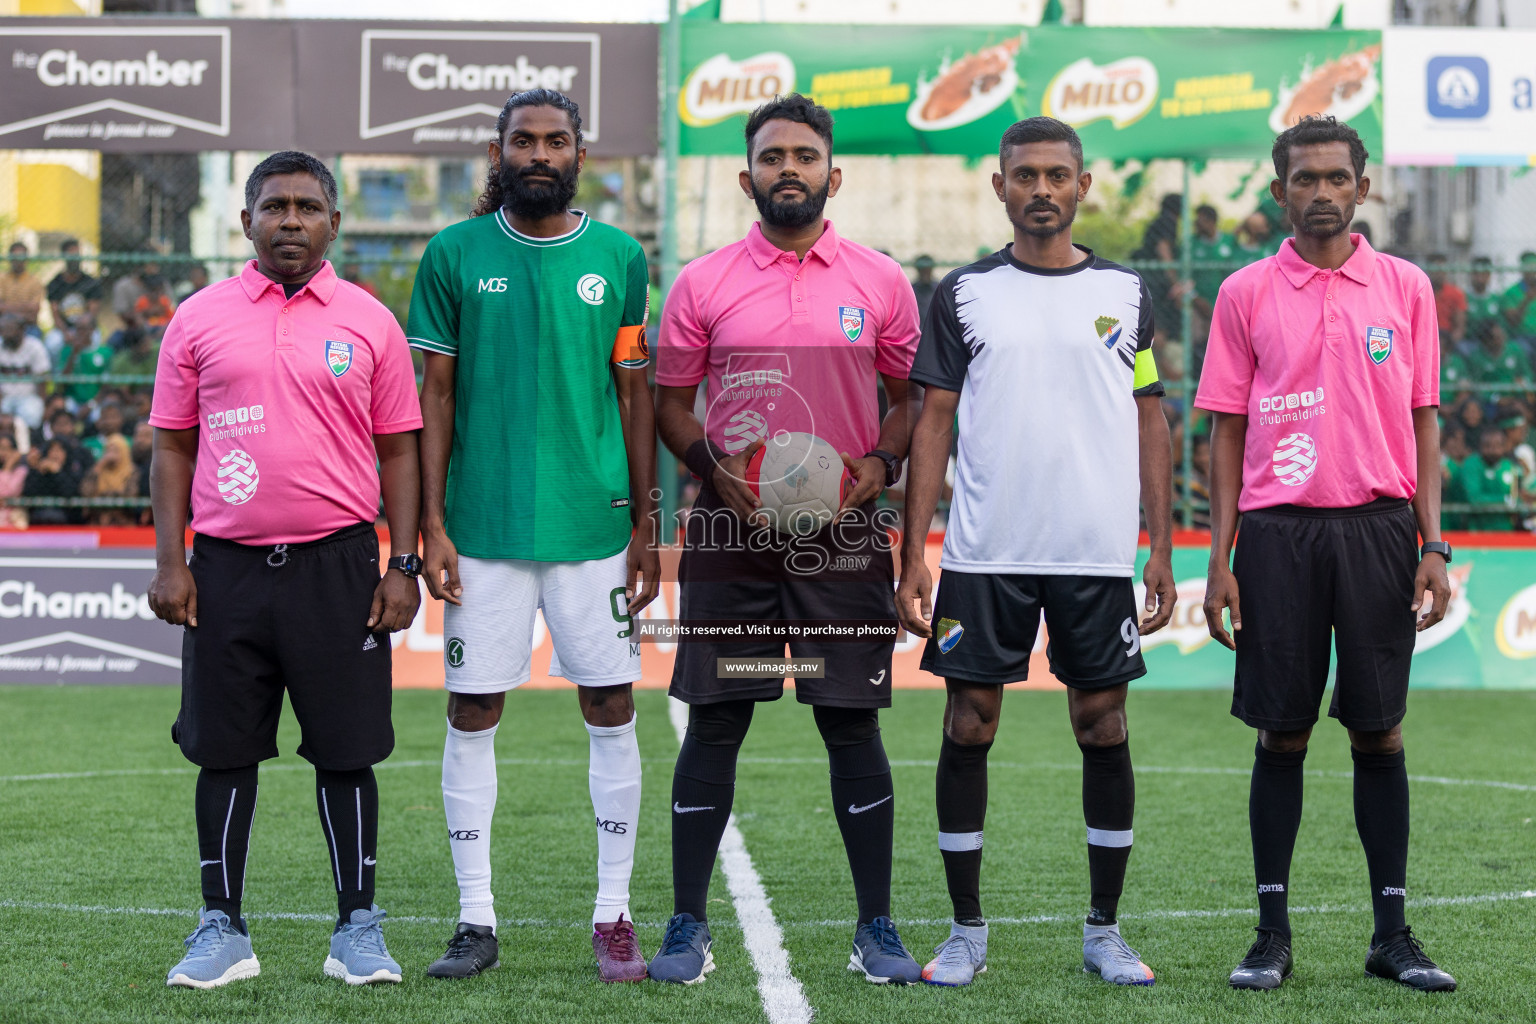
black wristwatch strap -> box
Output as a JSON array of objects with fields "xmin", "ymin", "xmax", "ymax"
[
  {"xmin": 388, "ymin": 553, "xmax": 422, "ymax": 578},
  {"xmin": 865, "ymin": 449, "xmax": 901, "ymax": 487},
  {"xmin": 1421, "ymin": 541, "xmax": 1452, "ymax": 564}
]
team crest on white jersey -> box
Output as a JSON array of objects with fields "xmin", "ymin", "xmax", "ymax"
[
  {"xmin": 1095, "ymin": 314, "xmax": 1122, "ymax": 349},
  {"xmin": 326, "ymin": 340, "xmax": 353, "ymax": 378}
]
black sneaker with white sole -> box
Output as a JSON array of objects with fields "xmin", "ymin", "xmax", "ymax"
[
  {"xmin": 1365, "ymin": 927, "xmax": 1457, "ymax": 992},
  {"xmin": 1228, "ymin": 928, "xmax": 1293, "ymax": 990},
  {"xmin": 426, "ymin": 922, "xmax": 500, "ymax": 979}
]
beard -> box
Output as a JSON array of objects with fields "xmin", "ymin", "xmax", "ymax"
[
  {"xmin": 500, "ymin": 160, "xmax": 579, "ymax": 221},
  {"xmin": 1011, "ymin": 198, "xmax": 1077, "ymax": 239},
  {"xmin": 751, "ymin": 176, "xmax": 830, "ymax": 230},
  {"xmin": 1294, "ymin": 202, "xmax": 1351, "ymax": 240}
]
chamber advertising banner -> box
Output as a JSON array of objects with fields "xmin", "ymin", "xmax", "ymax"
[
  {"xmin": 1382, "ymin": 27, "xmax": 1536, "ymax": 166},
  {"xmin": 293, "ymin": 21, "xmax": 659, "ymax": 156},
  {"xmin": 678, "ymin": 23, "xmax": 1383, "ymax": 159},
  {"xmin": 0, "ymin": 18, "xmax": 659, "ymax": 156},
  {"xmin": 0, "ymin": 17, "xmax": 294, "ymax": 152},
  {"xmin": 0, "ymin": 550, "xmax": 180, "ymax": 684}
]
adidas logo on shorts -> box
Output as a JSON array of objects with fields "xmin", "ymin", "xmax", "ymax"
[{"xmin": 362, "ymin": 635, "xmax": 378, "ymax": 651}]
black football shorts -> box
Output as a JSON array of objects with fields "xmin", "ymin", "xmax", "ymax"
[
  {"xmin": 1231, "ymin": 497, "xmax": 1418, "ymax": 732},
  {"xmin": 919, "ymin": 570, "xmax": 1147, "ymax": 689},
  {"xmin": 172, "ymin": 522, "xmax": 394, "ymax": 770}
]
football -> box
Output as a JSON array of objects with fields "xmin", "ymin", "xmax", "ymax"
[{"xmin": 745, "ymin": 431, "xmax": 853, "ymax": 536}]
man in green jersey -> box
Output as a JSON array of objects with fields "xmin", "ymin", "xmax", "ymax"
[
  {"xmin": 1500, "ymin": 251, "xmax": 1536, "ymax": 339},
  {"xmin": 408, "ymin": 90, "xmax": 661, "ymax": 984},
  {"xmin": 1465, "ymin": 257, "xmax": 1500, "ymax": 340}
]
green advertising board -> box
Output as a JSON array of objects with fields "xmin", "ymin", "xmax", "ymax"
[
  {"xmin": 1133, "ymin": 547, "xmax": 1536, "ymax": 690},
  {"xmin": 679, "ymin": 24, "xmax": 1383, "ymax": 160}
]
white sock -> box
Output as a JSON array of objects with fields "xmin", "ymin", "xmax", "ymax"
[
  {"xmin": 587, "ymin": 714, "xmax": 641, "ymax": 927},
  {"xmin": 443, "ymin": 718, "xmax": 498, "ymax": 932}
]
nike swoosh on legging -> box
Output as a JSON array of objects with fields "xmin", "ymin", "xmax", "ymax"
[
  {"xmin": 848, "ymin": 795, "xmax": 893, "ymax": 814},
  {"xmin": 673, "ymin": 802, "xmax": 716, "ymax": 814}
]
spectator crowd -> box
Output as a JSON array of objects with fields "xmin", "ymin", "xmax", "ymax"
[
  {"xmin": 2, "ymin": 227, "xmax": 1533, "ymax": 533},
  {"xmin": 0, "ymin": 240, "xmax": 205, "ymax": 527}
]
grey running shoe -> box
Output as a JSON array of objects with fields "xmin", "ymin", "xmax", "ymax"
[
  {"xmin": 1365, "ymin": 928, "xmax": 1457, "ymax": 992},
  {"xmin": 166, "ymin": 909, "xmax": 260, "ymax": 989},
  {"xmin": 1229, "ymin": 928, "xmax": 1293, "ymax": 990},
  {"xmin": 427, "ymin": 922, "xmax": 500, "ymax": 979},
  {"xmin": 323, "ymin": 906, "xmax": 402, "ymax": 985},
  {"xmin": 848, "ymin": 916, "xmax": 922, "ymax": 984},
  {"xmin": 648, "ymin": 913, "xmax": 714, "ymax": 984},
  {"xmin": 922, "ymin": 921, "xmax": 988, "ymax": 987},
  {"xmin": 1082, "ymin": 922, "xmax": 1155, "ymax": 986}
]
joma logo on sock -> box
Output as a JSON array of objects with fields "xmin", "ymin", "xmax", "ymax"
[
  {"xmin": 595, "ymin": 817, "xmax": 629, "ymax": 835},
  {"xmin": 448, "ymin": 829, "xmax": 480, "ymax": 841},
  {"xmin": 1381, "ymin": 886, "xmax": 1407, "ymax": 897},
  {"xmin": 1257, "ymin": 883, "xmax": 1286, "ymax": 893}
]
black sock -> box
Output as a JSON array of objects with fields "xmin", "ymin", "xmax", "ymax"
[
  {"xmin": 1250, "ymin": 741, "xmax": 1307, "ymax": 938},
  {"xmin": 936, "ymin": 732, "xmax": 991, "ymax": 924},
  {"xmin": 315, "ymin": 767, "xmax": 379, "ymax": 926},
  {"xmin": 1353, "ymin": 747, "xmax": 1409, "ymax": 945},
  {"xmin": 671, "ymin": 701, "xmax": 753, "ymax": 921},
  {"xmin": 195, "ymin": 765, "xmax": 259, "ymax": 929},
  {"xmin": 816, "ymin": 706, "xmax": 893, "ymax": 925},
  {"xmin": 1081, "ymin": 740, "xmax": 1135, "ymax": 925}
]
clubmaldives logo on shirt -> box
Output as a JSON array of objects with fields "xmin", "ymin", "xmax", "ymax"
[
  {"xmin": 1271, "ymin": 432, "xmax": 1318, "ymax": 487},
  {"xmin": 1366, "ymin": 326, "xmax": 1393, "ymax": 365}
]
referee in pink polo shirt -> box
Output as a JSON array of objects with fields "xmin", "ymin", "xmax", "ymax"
[
  {"xmin": 650, "ymin": 94, "xmax": 923, "ymax": 985},
  {"xmin": 147, "ymin": 152, "xmax": 423, "ymax": 990},
  {"xmin": 1196, "ymin": 117, "xmax": 1456, "ymax": 992}
]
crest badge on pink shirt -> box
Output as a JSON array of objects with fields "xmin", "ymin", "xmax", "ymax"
[
  {"xmin": 1366, "ymin": 326, "xmax": 1393, "ymax": 365},
  {"xmin": 326, "ymin": 339, "xmax": 354, "ymax": 378},
  {"xmin": 839, "ymin": 306, "xmax": 865, "ymax": 342}
]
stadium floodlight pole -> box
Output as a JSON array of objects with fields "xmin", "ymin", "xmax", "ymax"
[
  {"xmin": 1179, "ymin": 158, "xmax": 1195, "ymax": 530},
  {"xmin": 658, "ymin": 0, "xmax": 683, "ymax": 537}
]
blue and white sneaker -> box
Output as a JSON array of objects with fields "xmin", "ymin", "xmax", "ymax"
[
  {"xmin": 648, "ymin": 913, "xmax": 714, "ymax": 984},
  {"xmin": 848, "ymin": 916, "xmax": 922, "ymax": 984},
  {"xmin": 324, "ymin": 906, "xmax": 402, "ymax": 985},
  {"xmin": 166, "ymin": 908, "xmax": 260, "ymax": 989},
  {"xmin": 1083, "ymin": 922, "xmax": 1155, "ymax": 986},
  {"xmin": 922, "ymin": 921, "xmax": 988, "ymax": 986}
]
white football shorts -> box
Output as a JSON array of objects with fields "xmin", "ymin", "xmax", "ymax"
[{"xmin": 442, "ymin": 550, "xmax": 641, "ymax": 693}]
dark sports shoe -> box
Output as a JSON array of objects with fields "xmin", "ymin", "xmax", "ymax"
[
  {"xmin": 648, "ymin": 913, "xmax": 714, "ymax": 984},
  {"xmin": 1365, "ymin": 928, "xmax": 1457, "ymax": 992},
  {"xmin": 848, "ymin": 916, "xmax": 922, "ymax": 985},
  {"xmin": 426, "ymin": 922, "xmax": 500, "ymax": 979},
  {"xmin": 1229, "ymin": 928, "xmax": 1293, "ymax": 991},
  {"xmin": 593, "ymin": 915, "xmax": 648, "ymax": 983}
]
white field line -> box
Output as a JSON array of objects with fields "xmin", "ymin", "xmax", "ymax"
[
  {"xmin": 668, "ymin": 696, "xmax": 813, "ymax": 1024},
  {"xmin": 4, "ymin": 758, "xmax": 1533, "ymax": 795},
  {"xmin": 5, "ymin": 889, "xmax": 1533, "ymax": 931}
]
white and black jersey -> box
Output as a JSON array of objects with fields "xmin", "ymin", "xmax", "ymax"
[{"xmin": 911, "ymin": 245, "xmax": 1164, "ymax": 577}]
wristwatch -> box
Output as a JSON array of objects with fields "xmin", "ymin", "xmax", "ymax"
[
  {"xmin": 387, "ymin": 553, "xmax": 423, "ymax": 578},
  {"xmin": 1420, "ymin": 541, "xmax": 1453, "ymax": 564},
  {"xmin": 865, "ymin": 449, "xmax": 902, "ymax": 487}
]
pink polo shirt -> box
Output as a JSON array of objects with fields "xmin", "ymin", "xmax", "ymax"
[
  {"xmin": 149, "ymin": 260, "xmax": 422, "ymax": 545},
  {"xmin": 1195, "ymin": 234, "xmax": 1437, "ymax": 511},
  {"xmin": 657, "ymin": 220, "xmax": 919, "ymax": 460}
]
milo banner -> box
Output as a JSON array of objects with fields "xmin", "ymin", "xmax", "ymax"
[
  {"xmin": 1136, "ymin": 545, "xmax": 1536, "ymax": 691},
  {"xmin": 678, "ymin": 23, "xmax": 1384, "ymax": 159}
]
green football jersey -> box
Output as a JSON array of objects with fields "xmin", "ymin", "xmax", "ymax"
[{"xmin": 408, "ymin": 209, "xmax": 649, "ymax": 561}]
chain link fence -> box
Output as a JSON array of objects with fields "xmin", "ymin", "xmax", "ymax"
[{"xmin": 3, "ymin": 148, "xmax": 1534, "ymax": 533}]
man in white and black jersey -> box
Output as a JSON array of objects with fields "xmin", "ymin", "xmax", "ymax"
[{"xmin": 895, "ymin": 117, "xmax": 1176, "ymax": 988}]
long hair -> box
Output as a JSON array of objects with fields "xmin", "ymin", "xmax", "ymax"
[{"xmin": 470, "ymin": 90, "xmax": 584, "ymax": 218}]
